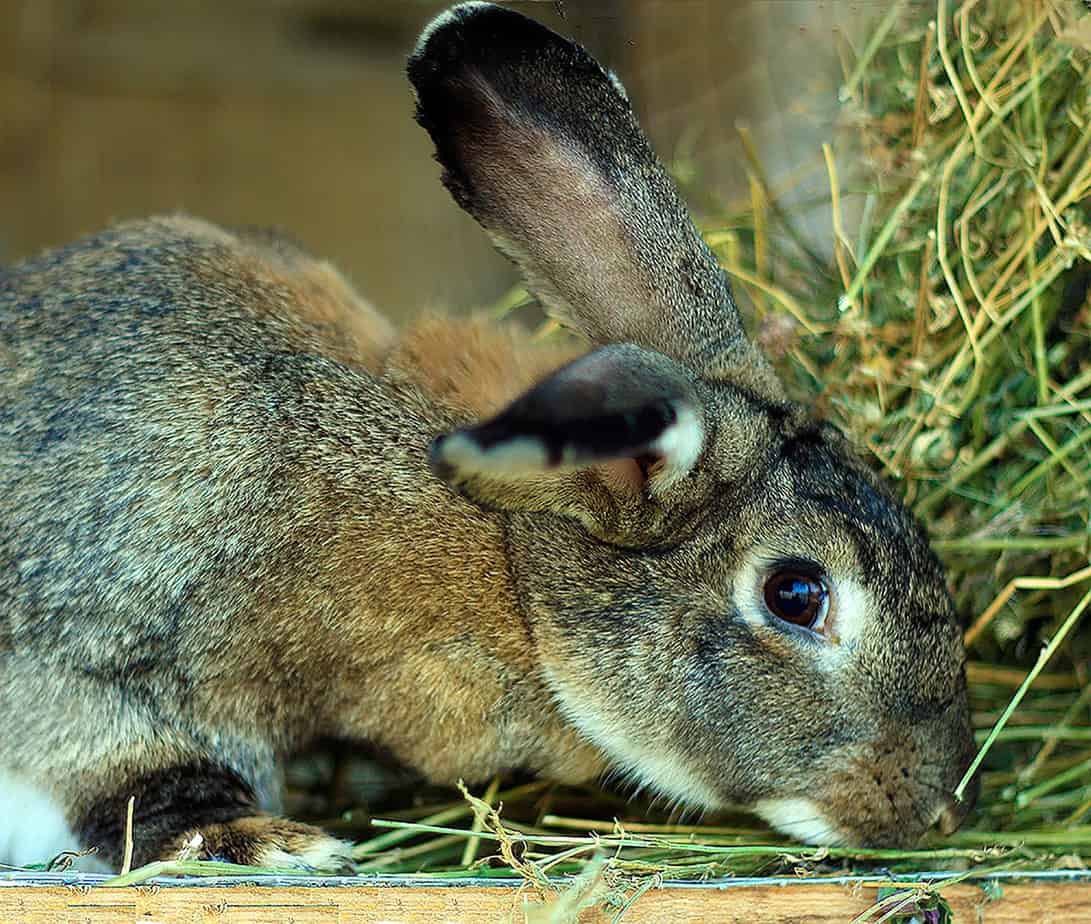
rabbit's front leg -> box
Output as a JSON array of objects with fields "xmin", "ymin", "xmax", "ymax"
[
  {"xmin": 164, "ymin": 816, "xmax": 353, "ymax": 873},
  {"xmin": 76, "ymin": 761, "xmax": 352, "ymax": 873}
]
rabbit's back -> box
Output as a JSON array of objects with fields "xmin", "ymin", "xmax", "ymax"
[{"xmin": 0, "ymin": 215, "xmax": 395, "ymax": 375}]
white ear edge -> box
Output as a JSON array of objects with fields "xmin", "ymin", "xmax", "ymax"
[
  {"xmin": 647, "ymin": 403, "xmax": 704, "ymax": 493},
  {"xmin": 606, "ymin": 68, "xmax": 629, "ymax": 100},
  {"xmin": 437, "ymin": 431, "xmax": 550, "ymax": 476}
]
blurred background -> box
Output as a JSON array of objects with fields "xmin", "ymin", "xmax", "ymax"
[{"xmin": 0, "ymin": 0, "xmax": 869, "ymax": 323}]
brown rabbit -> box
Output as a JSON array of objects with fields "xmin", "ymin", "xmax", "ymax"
[{"xmin": 0, "ymin": 2, "xmax": 977, "ymax": 872}]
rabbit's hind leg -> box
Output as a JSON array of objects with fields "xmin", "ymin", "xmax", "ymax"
[{"xmin": 75, "ymin": 760, "xmax": 352, "ymax": 873}]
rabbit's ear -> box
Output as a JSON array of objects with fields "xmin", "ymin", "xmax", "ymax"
[
  {"xmin": 431, "ymin": 344, "xmax": 704, "ymax": 531},
  {"xmin": 409, "ymin": 3, "xmax": 776, "ymax": 390}
]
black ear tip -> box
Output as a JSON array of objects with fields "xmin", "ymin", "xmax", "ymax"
[
  {"xmin": 407, "ymin": 2, "xmax": 573, "ymax": 209},
  {"xmin": 409, "ymin": 4, "xmax": 499, "ymax": 142},
  {"xmin": 408, "ymin": 2, "xmax": 596, "ymax": 100},
  {"xmin": 407, "ymin": 4, "xmax": 470, "ymax": 87},
  {"xmin": 408, "ymin": 3, "xmax": 533, "ymax": 89}
]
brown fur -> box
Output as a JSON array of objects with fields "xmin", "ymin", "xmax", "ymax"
[
  {"xmin": 0, "ymin": 3, "xmax": 976, "ymax": 870},
  {"xmin": 179, "ymin": 216, "xmax": 396, "ymax": 373},
  {"xmin": 75, "ymin": 761, "xmax": 255, "ymax": 867}
]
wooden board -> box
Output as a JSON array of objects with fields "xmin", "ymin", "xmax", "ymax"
[{"xmin": 2, "ymin": 879, "xmax": 1090, "ymax": 923}]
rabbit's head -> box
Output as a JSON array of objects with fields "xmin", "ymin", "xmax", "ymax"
[{"xmin": 410, "ymin": 3, "xmax": 977, "ymax": 846}]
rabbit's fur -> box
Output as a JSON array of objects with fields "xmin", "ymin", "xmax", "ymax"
[{"xmin": 0, "ymin": 3, "xmax": 976, "ymax": 871}]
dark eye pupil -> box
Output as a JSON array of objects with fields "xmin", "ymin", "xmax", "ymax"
[
  {"xmin": 777, "ymin": 579, "xmax": 813, "ymax": 616},
  {"xmin": 763, "ymin": 571, "xmax": 827, "ymax": 628}
]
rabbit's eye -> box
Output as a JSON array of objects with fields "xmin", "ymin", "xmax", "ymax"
[{"xmin": 763, "ymin": 570, "xmax": 829, "ymax": 630}]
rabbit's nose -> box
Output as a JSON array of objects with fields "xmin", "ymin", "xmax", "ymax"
[
  {"xmin": 934, "ymin": 754, "xmax": 980, "ymax": 836},
  {"xmin": 932, "ymin": 794, "xmax": 972, "ymax": 836}
]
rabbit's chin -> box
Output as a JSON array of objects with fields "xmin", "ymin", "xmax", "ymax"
[
  {"xmin": 543, "ymin": 669, "xmax": 724, "ymax": 810},
  {"xmin": 752, "ymin": 797, "xmax": 847, "ymax": 847}
]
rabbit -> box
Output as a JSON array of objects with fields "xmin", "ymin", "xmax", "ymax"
[{"xmin": 0, "ymin": 2, "xmax": 978, "ymax": 873}]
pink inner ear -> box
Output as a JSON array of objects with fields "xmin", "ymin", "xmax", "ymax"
[
  {"xmin": 596, "ymin": 454, "xmax": 664, "ymax": 494},
  {"xmin": 597, "ymin": 458, "xmax": 644, "ymax": 494}
]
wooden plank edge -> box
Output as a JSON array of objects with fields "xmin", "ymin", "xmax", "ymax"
[{"xmin": 2, "ymin": 880, "xmax": 1091, "ymax": 923}]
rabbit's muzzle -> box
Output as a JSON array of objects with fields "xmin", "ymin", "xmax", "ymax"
[
  {"xmin": 750, "ymin": 681, "xmax": 978, "ymax": 848},
  {"xmin": 815, "ymin": 718, "xmax": 978, "ymax": 847}
]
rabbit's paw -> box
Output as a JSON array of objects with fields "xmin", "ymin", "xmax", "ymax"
[{"xmin": 174, "ymin": 816, "xmax": 354, "ymax": 873}]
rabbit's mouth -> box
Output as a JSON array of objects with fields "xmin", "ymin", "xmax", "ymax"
[{"xmin": 753, "ymin": 787, "xmax": 972, "ymax": 849}]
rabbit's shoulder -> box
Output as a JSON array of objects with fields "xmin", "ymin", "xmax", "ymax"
[{"xmin": 219, "ymin": 220, "xmax": 396, "ymax": 373}]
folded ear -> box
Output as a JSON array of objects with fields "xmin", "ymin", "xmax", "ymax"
[
  {"xmin": 408, "ymin": 2, "xmax": 778, "ymax": 393},
  {"xmin": 431, "ymin": 344, "xmax": 706, "ymax": 539}
]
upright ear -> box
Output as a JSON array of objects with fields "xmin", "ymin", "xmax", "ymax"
[
  {"xmin": 409, "ymin": 2, "xmax": 780, "ymax": 394},
  {"xmin": 431, "ymin": 344, "xmax": 706, "ymax": 541}
]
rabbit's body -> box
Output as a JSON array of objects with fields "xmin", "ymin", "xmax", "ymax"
[
  {"xmin": 1, "ymin": 216, "xmax": 600, "ymax": 867},
  {"xmin": 2, "ymin": 4, "xmax": 977, "ymax": 871}
]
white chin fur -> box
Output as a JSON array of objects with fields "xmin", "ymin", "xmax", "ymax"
[
  {"xmin": 753, "ymin": 797, "xmax": 845, "ymax": 845},
  {"xmin": 0, "ymin": 772, "xmax": 109, "ymax": 871},
  {"xmin": 544, "ymin": 669, "xmax": 721, "ymax": 811}
]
